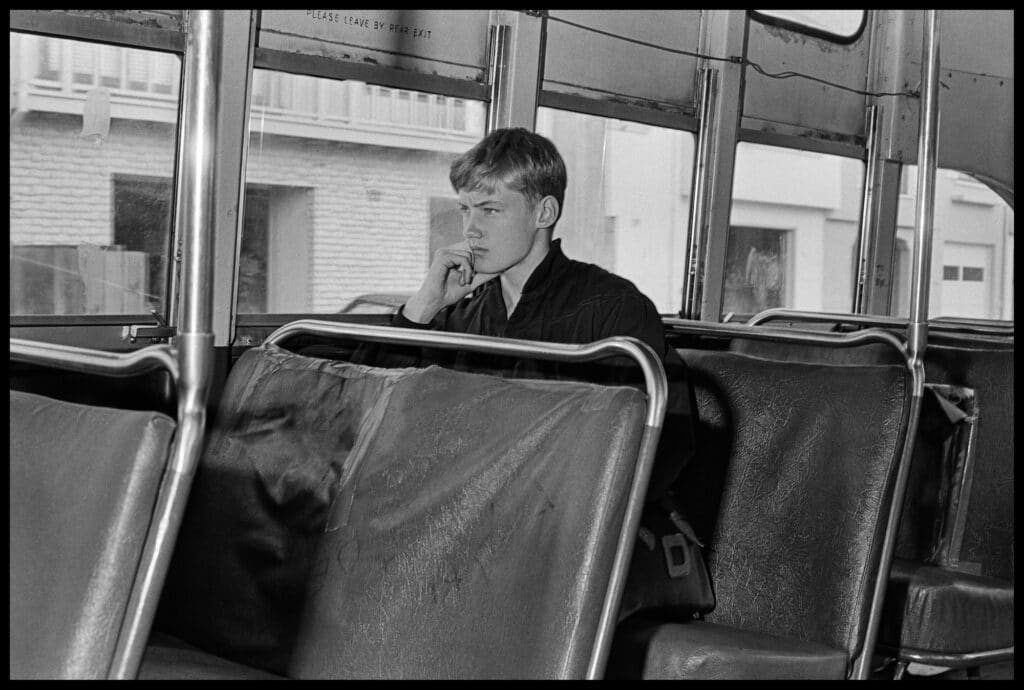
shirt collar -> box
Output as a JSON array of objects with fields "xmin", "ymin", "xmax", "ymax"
[{"xmin": 520, "ymin": 238, "xmax": 569, "ymax": 296}]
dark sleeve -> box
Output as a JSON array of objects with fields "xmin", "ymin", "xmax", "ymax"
[
  {"xmin": 391, "ymin": 304, "xmax": 439, "ymax": 330},
  {"xmin": 601, "ymin": 292, "xmax": 695, "ymax": 503},
  {"xmin": 350, "ymin": 305, "xmax": 442, "ymax": 368},
  {"xmin": 599, "ymin": 291, "xmax": 668, "ymax": 361}
]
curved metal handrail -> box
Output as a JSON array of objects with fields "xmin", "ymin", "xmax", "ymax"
[
  {"xmin": 266, "ymin": 319, "xmax": 668, "ymax": 429},
  {"xmin": 663, "ymin": 316, "xmax": 924, "ymax": 680},
  {"xmin": 264, "ymin": 318, "xmax": 667, "ymax": 679},
  {"xmin": 663, "ymin": 317, "xmax": 909, "ymax": 357},
  {"xmin": 747, "ymin": 308, "xmax": 1014, "ymax": 338},
  {"xmin": 10, "ymin": 338, "xmax": 179, "ymax": 381}
]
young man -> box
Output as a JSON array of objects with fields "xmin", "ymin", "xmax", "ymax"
[
  {"xmin": 385, "ymin": 129, "xmax": 704, "ymax": 620},
  {"xmin": 393, "ymin": 127, "xmax": 668, "ymax": 363},
  {"xmin": 390, "ymin": 128, "xmax": 692, "ymax": 504}
]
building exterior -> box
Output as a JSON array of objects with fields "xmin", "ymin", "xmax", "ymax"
[{"xmin": 10, "ymin": 32, "xmax": 1013, "ymax": 320}]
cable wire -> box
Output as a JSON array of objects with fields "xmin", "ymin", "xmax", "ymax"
[{"xmin": 535, "ymin": 12, "xmax": 920, "ymax": 99}]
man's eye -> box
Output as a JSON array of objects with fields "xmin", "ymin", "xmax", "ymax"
[
  {"xmin": 483, "ymin": 208, "xmax": 499, "ymax": 215},
  {"xmin": 458, "ymin": 206, "xmax": 469, "ymax": 215}
]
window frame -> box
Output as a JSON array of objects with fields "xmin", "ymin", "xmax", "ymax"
[{"xmin": 9, "ymin": 25, "xmax": 186, "ymax": 333}]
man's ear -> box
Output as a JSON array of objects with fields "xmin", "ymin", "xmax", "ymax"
[{"xmin": 535, "ymin": 195, "xmax": 560, "ymax": 229}]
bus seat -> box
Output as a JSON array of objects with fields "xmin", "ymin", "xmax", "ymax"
[
  {"xmin": 878, "ymin": 560, "xmax": 1014, "ymax": 657},
  {"xmin": 607, "ymin": 349, "xmax": 910, "ymax": 679},
  {"xmin": 148, "ymin": 343, "xmax": 652, "ymax": 679},
  {"xmin": 728, "ymin": 337, "xmax": 902, "ymax": 365},
  {"xmin": 10, "ymin": 391, "xmax": 177, "ymax": 679},
  {"xmin": 877, "ymin": 344, "xmax": 1014, "ymax": 670},
  {"xmin": 154, "ymin": 343, "xmax": 403, "ymax": 675},
  {"xmin": 290, "ymin": 364, "xmax": 648, "ymax": 679},
  {"xmin": 921, "ymin": 344, "xmax": 1014, "ymax": 581}
]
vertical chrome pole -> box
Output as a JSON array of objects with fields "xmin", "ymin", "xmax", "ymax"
[
  {"xmin": 907, "ymin": 10, "xmax": 940, "ymax": 368},
  {"xmin": 681, "ymin": 67, "xmax": 718, "ymax": 319},
  {"xmin": 852, "ymin": 9, "xmax": 939, "ymax": 680},
  {"xmin": 852, "ymin": 104, "xmax": 880, "ymax": 314},
  {"xmin": 109, "ymin": 9, "xmax": 220, "ymax": 679},
  {"xmin": 486, "ymin": 23, "xmax": 511, "ymax": 132}
]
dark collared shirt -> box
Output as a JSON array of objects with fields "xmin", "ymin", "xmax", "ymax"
[
  {"xmin": 392, "ymin": 239, "xmax": 669, "ymax": 362},
  {"xmin": 389, "ymin": 240, "xmax": 694, "ymax": 499}
]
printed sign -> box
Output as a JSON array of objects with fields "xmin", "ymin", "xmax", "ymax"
[{"xmin": 260, "ymin": 10, "xmax": 491, "ymax": 82}]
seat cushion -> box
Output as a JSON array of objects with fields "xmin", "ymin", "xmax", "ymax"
[
  {"xmin": 10, "ymin": 391, "xmax": 176, "ymax": 679},
  {"xmin": 878, "ymin": 558, "xmax": 1014, "ymax": 655},
  {"xmin": 139, "ymin": 633, "xmax": 284, "ymax": 680},
  {"xmin": 607, "ymin": 618, "xmax": 848, "ymax": 679}
]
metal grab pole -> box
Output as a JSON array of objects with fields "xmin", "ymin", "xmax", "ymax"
[
  {"xmin": 852, "ymin": 104, "xmax": 880, "ymax": 314},
  {"xmin": 681, "ymin": 67, "xmax": 717, "ymax": 320},
  {"xmin": 906, "ymin": 10, "xmax": 941, "ymax": 371},
  {"xmin": 852, "ymin": 9, "xmax": 940, "ymax": 680},
  {"xmin": 108, "ymin": 9, "xmax": 221, "ymax": 679}
]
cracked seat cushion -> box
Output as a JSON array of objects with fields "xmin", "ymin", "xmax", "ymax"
[
  {"xmin": 607, "ymin": 618, "xmax": 847, "ymax": 679},
  {"xmin": 878, "ymin": 558, "xmax": 1014, "ymax": 655}
]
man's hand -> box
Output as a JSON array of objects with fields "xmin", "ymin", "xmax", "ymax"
[{"xmin": 403, "ymin": 241, "xmax": 496, "ymax": 324}]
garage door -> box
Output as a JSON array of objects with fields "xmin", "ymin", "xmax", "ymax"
[{"xmin": 940, "ymin": 241, "xmax": 992, "ymax": 318}]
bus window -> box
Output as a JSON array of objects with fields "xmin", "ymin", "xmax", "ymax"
[
  {"xmin": 535, "ymin": 108, "xmax": 696, "ymax": 314},
  {"xmin": 238, "ymin": 69, "xmax": 486, "ymax": 315},
  {"xmin": 750, "ymin": 11, "xmax": 866, "ymax": 43},
  {"xmin": 9, "ymin": 32, "xmax": 181, "ymax": 317},
  {"xmin": 894, "ymin": 165, "xmax": 1014, "ymax": 321},
  {"xmin": 724, "ymin": 142, "xmax": 865, "ymax": 320}
]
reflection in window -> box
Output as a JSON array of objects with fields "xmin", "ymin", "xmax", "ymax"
[
  {"xmin": 895, "ymin": 166, "xmax": 1013, "ymax": 320},
  {"xmin": 536, "ymin": 108, "xmax": 696, "ymax": 314},
  {"xmin": 239, "ymin": 69, "xmax": 486, "ymax": 314},
  {"xmin": 727, "ymin": 142, "xmax": 865, "ymax": 319},
  {"xmin": 10, "ymin": 33, "xmax": 181, "ymax": 317},
  {"xmin": 723, "ymin": 227, "xmax": 787, "ymax": 317},
  {"xmin": 752, "ymin": 10, "xmax": 864, "ymax": 40}
]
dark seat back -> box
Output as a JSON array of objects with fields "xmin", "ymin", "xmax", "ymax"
[
  {"xmin": 156, "ymin": 343, "xmax": 651, "ymax": 678},
  {"xmin": 923, "ymin": 344, "xmax": 1014, "ymax": 579},
  {"xmin": 10, "ymin": 391, "xmax": 176, "ymax": 679},
  {"xmin": 730, "ymin": 334, "xmax": 1014, "ymax": 580},
  {"xmin": 672, "ymin": 349, "xmax": 910, "ymax": 663}
]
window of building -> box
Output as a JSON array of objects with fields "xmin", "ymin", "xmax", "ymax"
[
  {"xmin": 238, "ymin": 68, "xmax": 486, "ymax": 315},
  {"xmin": 726, "ymin": 142, "xmax": 865, "ymax": 319},
  {"xmin": 895, "ymin": 165, "xmax": 1013, "ymax": 320},
  {"xmin": 535, "ymin": 108, "xmax": 697, "ymax": 314},
  {"xmin": 10, "ymin": 32, "xmax": 182, "ymax": 318}
]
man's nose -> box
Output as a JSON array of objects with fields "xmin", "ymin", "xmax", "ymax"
[{"xmin": 463, "ymin": 218, "xmax": 482, "ymax": 240}]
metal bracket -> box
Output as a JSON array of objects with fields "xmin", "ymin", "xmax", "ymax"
[{"xmin": 123, "ymin": 309, "xmax": 177, "ymax": 344}]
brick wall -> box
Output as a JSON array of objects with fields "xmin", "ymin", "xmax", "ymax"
[
  {"xmin": 11, "ymin": 112, "xmax": 462, "ymax": 311},
  {"xmin": 244, "ymin": 134, "xmax": 458, "ymax": 311}
]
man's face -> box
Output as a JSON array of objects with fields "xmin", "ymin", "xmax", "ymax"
[{"xmin": 457, "ymin": 181, "xmax": 541, "ymax": 275}]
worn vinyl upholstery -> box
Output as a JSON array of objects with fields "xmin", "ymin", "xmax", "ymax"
[
  {"xmin": 727, "ymin": 336, "xmax": 1015, "ymax": 663},
  {"xmin": 609, "ymin": 349, "xmax": 910, "ymax": 679},
  {"xmin": 878, "ymin": 559, "xmax": 1014, "ymax": 655},
  {"xmin": 290, "ymin": 365, "xmax": 648, "ymax": 679},
  {"xmin": 152, "ymin": 344, "xmax": 650, "ymax": 679},
  {"xmin": 877, "ymin": 345, "xmax": 1014, "ymax": 660},
  {"xmin": 923, "ymin": 345, "xmax": 1014, "ymax": 580},
  {"xmin": 155, "ymin": 344, "xmax": 402, "ymax": 674},
  {"xmin": 10, "ymin": 391, "xmax": 177, "ymax": 679}
]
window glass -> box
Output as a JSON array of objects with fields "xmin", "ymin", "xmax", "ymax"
[
  {"xmin": 724, "ymin": 142, "xmax": 865, "ymax": 320},
  {"xmin": 535, "ymin": 108, "xmax": 696, "ymax": 314},
  {"xmin": 894, "ymin": 166, "xmax": 1013, "ymax": 320},
  {"xmin": 752, "ymin": 11, "xmax": 865, "ymax": 41},
  {"xmin": 10, "ymin": 33, "xmax": 181, "ymax": 317},
  {"xmin": 239, "ymin": 68, "xmax": 486, "ymax": 314}
]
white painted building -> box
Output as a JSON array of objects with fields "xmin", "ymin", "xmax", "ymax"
[{"xmin": 10, "ymin": 33, "xmax": 1013, "ymax": 320}]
